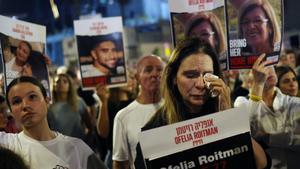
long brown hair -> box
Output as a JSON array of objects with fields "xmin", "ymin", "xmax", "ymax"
[
  {"xmin": 160, "ymin": 38, "xmax": 223, "ymax": 124},
  {"xmin": 52, "ymin": 73, "xmax": 78, "ymax": 112}
]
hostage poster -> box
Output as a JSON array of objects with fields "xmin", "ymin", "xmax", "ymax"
[
  {"xmin": 139, "ymin": 106, "xmax": 256, "ymax": 169},
  {"xmin": 74, "ymin": 16, "xmax": 127, "ymax": 90},
  {"xmin": 168, "ymin": 0, "xmax": 228, "ymax": 70},
  {"xmin": 225, "ymin": 0, "xmax": 283, "ymax": 69},
  {"xmin": 0, "ymin": 15, "xmax": 50, "ymax": 96}
]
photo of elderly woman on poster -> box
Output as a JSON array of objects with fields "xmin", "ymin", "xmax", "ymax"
[
  {"xmin": 171, "ymin": 8, "xmax": 227, "ymax": 69},
  {"xmin": 226, "ymin": 0, "xmax": 282, "ymax": 69},
  {"xmin": 237, "ymin": 0, "xmax": 281, "ymax": 55}
]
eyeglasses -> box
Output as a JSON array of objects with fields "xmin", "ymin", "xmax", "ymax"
[{"xmin": 241, "ymin": 18, "xmax": 268, "ymax": 26}]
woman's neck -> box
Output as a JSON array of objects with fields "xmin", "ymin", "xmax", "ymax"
[
  {"xmin": 15, "ymin": 59, "xmax": 26, "ymax": 67},
  {"xmin": 23, "ymin": 120, "xmax": 56, "ymax": 141},
  {"xmin": 56, "ymin": 93, "xmax": 68, "ymax": 102}
]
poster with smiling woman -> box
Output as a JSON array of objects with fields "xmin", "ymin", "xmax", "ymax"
[
  {"xmin": 0, "ymin": 15, "xmax": 50, "ymax": 96},
  {"xmin": 168, "ymin": 0, "xmax": 228, "ymax": 70},
  {"xmin": 225, "ymin": 0, "xmax": 283, "ymax": 69}
]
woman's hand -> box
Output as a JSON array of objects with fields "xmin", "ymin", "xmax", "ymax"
[
  {"xmin": 43, "ymin": 55, "xmax": 52, "ymax": 65},
  {"xmin": 205, "ymin": 74, "xmax": 231, "ymax": 110},
  {"xmin": 251, "ymin": 53, "xmax": 271, "ymax": 97},
  {"xmin": 252, "ymin": 53, "xmax": 269, "ymax": 86}
]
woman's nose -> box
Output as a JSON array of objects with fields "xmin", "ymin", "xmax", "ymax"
[
  {"xmin": 195, "ymin": 76, "xmax": 205, "ymax": 88},
  {"xmin": 21, "ymin": 99, "xmax": 30, "ymax": 111}
]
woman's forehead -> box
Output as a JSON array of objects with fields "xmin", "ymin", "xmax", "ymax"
[
  {"xmin": 244, "ymin": 6, "xmax": 266, "ymax": 17},
  {"xmin": 179, "ymin": 53, "xmax": 213, "ymax": 69},
  {"xmin": 8, "ymin": 83, "xmax": 40, "ymax": 97}
]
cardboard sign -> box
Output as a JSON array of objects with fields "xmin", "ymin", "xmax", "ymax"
[
  {"xmin": 168, "ymin": 0, "xmax": 228, "ymax": 70},
  {"xmin": 140, "ymin": 106, "xmax": 256, "ymax": 169},
  {"xmin": 74, "ymin": 16, "xmax": 127, "ymax": 89},
  {"xmin": 0, "ymin": 15, "xmax": 50, "ymax": 96},
  {"xmin": 225, "ymin": 0, "xmax": 283, "ymax": 69}
]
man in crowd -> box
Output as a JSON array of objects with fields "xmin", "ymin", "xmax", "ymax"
[{"xmin": 112, "ymin": 55, "xmax": 164, "ymax": 169}]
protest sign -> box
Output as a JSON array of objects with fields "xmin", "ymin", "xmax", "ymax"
[{"xmin": 74, "ymin": 16, "xmax": 127, "ymax": 89}]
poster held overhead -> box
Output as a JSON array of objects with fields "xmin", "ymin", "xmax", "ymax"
[
  {"xmin": 168, "ymin": 0, "xmax": 228, "ymax": 70},
  {"xmin": 74, "ymin": 16, "xmax": 127, "ymax": 90},
  {"xmin": 225, "ymin": 0, "xmax": 283, "ymax": 69},
  {"xmin": 0, "ymin": 15, "xmax": 50, "ymax": 96}
]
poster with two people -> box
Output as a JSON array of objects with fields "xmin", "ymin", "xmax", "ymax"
[
  {"xmin": 74, "ymin": 16, "xmax": 127, "ymax": 90},
  {"xmin": 0, "ymin": 15, "xmax": 50, "ymax": 95},
  {"xmin": 169, "ymin": 0, "xmax": 283, "ymax": 69}
]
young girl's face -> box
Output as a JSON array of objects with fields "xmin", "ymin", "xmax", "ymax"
[
  {"xmin": 54, "ymin": 75, "xmax": 70, "ymax": 93},
  {"xmin": 8, "ymin": 83, "xmax": 49, "ymax": 128}
]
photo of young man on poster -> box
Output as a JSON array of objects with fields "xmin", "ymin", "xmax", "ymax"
[{"xmin": 77, "ymin": 32, "xmax": 126, "ymax": 89}]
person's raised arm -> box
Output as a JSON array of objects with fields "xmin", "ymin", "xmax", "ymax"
[
  {"xmin": 250, "ymin": 54, "xmax": 268, "ymax": 99},
  {"xmin": 96, "ymin": 84, "xmax": 110, "ymax": 138}
]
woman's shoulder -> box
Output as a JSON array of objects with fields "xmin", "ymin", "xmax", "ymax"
[
  {"xmin": 56, "ymin": 133, "xmax": 94, "ymax": 154},
  {"xmin": 142, "ymin": 109, "xmax": 167, "ymax": 131}
]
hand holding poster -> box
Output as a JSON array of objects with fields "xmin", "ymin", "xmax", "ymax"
[
  {"xmin": 0, "ymin": 15, "xmax": 50, "ymax": 95},
  {"xmin": 139, "ymin": 106, "xmax": 256, "ymax": 169},
  {"xmin": 226, "ymin": 0, "xmax": 283, "ymax": 69},
  {"xmin": 168, "ymin": 0, "xmax": 228, "ymax": 70},
  {"xmin": 74, "ymin": 17, "xmax": 127, "ymax": 89}
]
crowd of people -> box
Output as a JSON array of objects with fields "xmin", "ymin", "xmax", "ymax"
[
  {"xmin": 1, "ymin": 36, "xmax": 300, "ymax": 169},
  {"xmin": 1, "ymin": 0, "xmax": 300, "ymax": 169}
]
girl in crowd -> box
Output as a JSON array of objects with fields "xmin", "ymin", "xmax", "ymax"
[
  {"xmin": 48, "ymin": 73, "xmax": 92, "ymax": 140},
  {"xmin": 1, "ymin": 76, "xmax": 107, "ymax": 169},
  {"xmin": 135, "ymin": 38, "xmax": 269, "ymax": 169},
  {"xmin": 238, "ymin": 0, "xmax": 281, "ymax": 55},
  {"xmin": 275, "ymin": 65, "xmax": 300, "ymax": 97}
]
